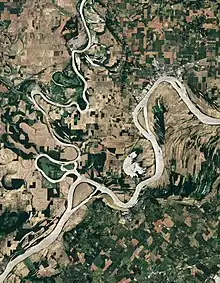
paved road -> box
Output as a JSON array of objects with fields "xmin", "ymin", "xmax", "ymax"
[{"xmin": 1, "ymin": 0, "xmax": 220, "ymax": 281}]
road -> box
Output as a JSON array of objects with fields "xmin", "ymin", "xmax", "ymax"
[{"xmin": 1, "ymin": 0, "xmax": 220, "ymax": 281}]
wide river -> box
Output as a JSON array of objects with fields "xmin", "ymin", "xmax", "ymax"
[{"xmin": 0, "ymin": 0, "xmax": 219, "ymax": 281}]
